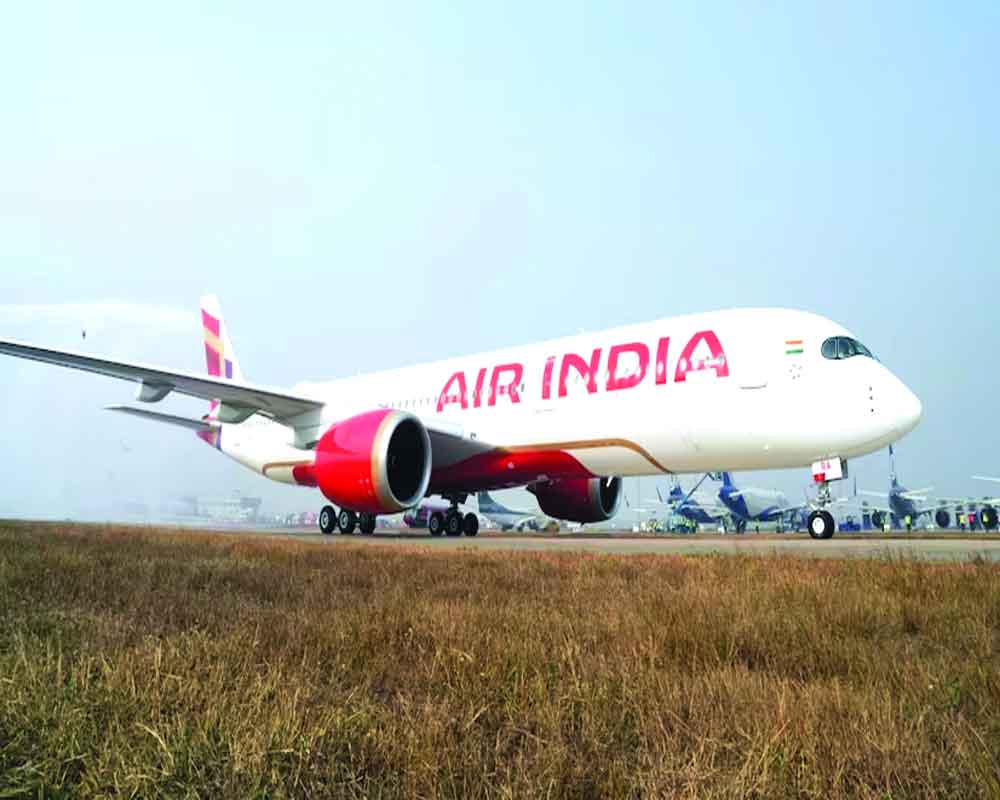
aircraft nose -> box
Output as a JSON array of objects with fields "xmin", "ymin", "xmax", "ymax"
[{"xmin": 891, "ymin": 379, "xmax": 922, "ymax": 437}]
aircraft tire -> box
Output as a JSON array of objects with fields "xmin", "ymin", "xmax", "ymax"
[
  {"xmin": 462, "ymin": 513, "xmax": 479, "ymax": 537},
  {"xmin": 445, "ymin": 511, "xmax": 463, "ymax": 537},
  {"xmin": 359, "ymin": 512, "xmax": 376, "ymax": 535},
  {"xmin": 319, "ymin": 505, "xmax": 336, "ymax": 536},
  {"xmin": 429, "ymin": 512, "xmax": 445, "ymax": 537},
  {"xmin": 982, "ymin": 506, "xmax": 998, "ymax": 531},
  {"xmin": 807, "ymin": 510, "xmax": 835, "ymax": 540},
  {"xmin": 871, "ymin": 511, "xmax": 885, "ymax": 529},
  {"xmin": 337, "ymin": 509, "xmax": 357, "ymax": 535}
]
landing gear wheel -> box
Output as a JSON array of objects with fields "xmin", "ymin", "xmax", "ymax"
[
  {"xmin": 462, "ymin": 513, "xmax": 479, "ymax": 537},
  {"xmin": 446, "ymin": 512, "xmax": 463, "ymax": 537},
  {"xmin": 429, "ymin": 512, "xmax": 445, "ymax": 537},
  {"xmin": 337, "ymin": 509, "xmax": 357, "ymax": 535},
  {"xmin": 981, "ymin": 506, "xmax": 998, "ymax": 531},
  {"xmin": 735, "ymin": 519, "xmax": 747, "ymax": 535},
  {"xmin": 808, "ymin": 510, "xmax": 835, "ymax": 540},
  {"xmin": 359, "ymin": 512, "xmax": 376, "ymax": 535},
  {"xmin": 319, "ymin": 505, "xmax": 336, "ymax": 536},
  {"xmin": 871, "ymin": 511, "xmax": 885, "ymax": 530}
]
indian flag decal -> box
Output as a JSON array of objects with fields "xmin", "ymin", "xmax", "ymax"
[{"xmin": 785, "ymin": 339, "xmax": 804, "ymax": 356}]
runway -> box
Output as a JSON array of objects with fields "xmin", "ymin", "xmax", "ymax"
[{"xmin": 222, "ymin": 527, "xmax": 1000, "ymax": 562}]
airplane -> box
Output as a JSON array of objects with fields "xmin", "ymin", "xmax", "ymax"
[
  {"xmin": 0, "ymin": 297, "xmax": 923, "ymax": 540},
  {"xmin": 653, "ymin": 478, "xmax": 730, "ymax": 531},
  {"xmin": 402, "ymin": 498, "xmax": 453, "ymax": 530},
  {"xmin": 969, "ymin": 477, "xmax": 1000, "ymax": 530},
  {"xmin": 477, "ymin": 491, "xmax": 541, "ymax": 531},
  {"xmin": 860, "ymin": 448, "xmax": 1000, "ymax": 530},
  {"xmin": 716, "ymin": 472, "xmax": 808, "ymax": 533}
]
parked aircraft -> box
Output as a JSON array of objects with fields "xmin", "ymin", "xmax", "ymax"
[
  {"xmin": 716, "ymin": 472, "xmax": 808, "ymax": 533},
  {"xmin": 653, "ymin": 478, "xmax": 730, "ymax": 531},
  {"xmin": 401, "ymin": 499, "xmax": 453, "ymax": 530},
  {"xmin": 0, "ymin": 297, "xmax": 922, "ymax": 539},
  {"xmin": 477, "ymin": 491, "xmax": 540, "ymax": 531},
  {"xmin": 861, "ymin": 448, "xmax": 1000, "ymax": 530}
]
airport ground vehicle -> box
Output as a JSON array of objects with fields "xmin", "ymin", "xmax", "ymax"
[{"xmin": 0, "ymin": 298, "xmax": 922, "ymax": 539}]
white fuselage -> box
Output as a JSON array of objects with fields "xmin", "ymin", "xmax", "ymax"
[{"xmin": 219, "ymin": 308, "xmax": 922, "ymax": 490}]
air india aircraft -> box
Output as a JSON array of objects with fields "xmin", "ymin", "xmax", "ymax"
[{"xmin": 0, "ymin": 296, "xmax": 921, "ymax": 539}]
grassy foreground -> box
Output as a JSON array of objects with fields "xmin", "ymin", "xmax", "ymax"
[{"xmin": 1, "ymin": 522, "xmax": 999, "ymax": 798}]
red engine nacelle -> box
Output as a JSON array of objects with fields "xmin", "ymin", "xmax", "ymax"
[
  {"xmin": 529, "ymin": 476, "xmax": 623, "ymax": 523},
  {"xmin": 314, "ymin": 409, "xmax": 432, "ymax": 514}
]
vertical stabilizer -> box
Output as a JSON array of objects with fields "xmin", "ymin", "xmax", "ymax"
[
  {"xmin": 200, "ymin": 294, "xmax": 244, "ymax": 384},
  {"xmin": 198, "ymin": 295, "xmax": 243, "ymax": 447}
]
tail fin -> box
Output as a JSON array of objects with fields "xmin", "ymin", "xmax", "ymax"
[
  {"xmin": 720, "ymin": 472, "xmax": 735, "ymax": 489},
  {"xmin": 478, "ymin": 491, "xmax": 495, "ymax": 510},
  {"xmin": 200, "ymin": 295, "xmax": 244, "ymax": 420},
  {"xmin": 200, "ymin": 294, "xmax": 244, "ymax": 383}
]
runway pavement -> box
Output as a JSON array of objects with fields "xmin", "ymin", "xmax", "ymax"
[{"xmin": 225, "ymin": 527, "xmax": 1000, "ymax": 562}]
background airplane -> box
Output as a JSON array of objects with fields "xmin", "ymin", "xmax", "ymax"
[
  {"xmin": 860, "ymin": 447, "xmax": 1000, "ymax": 530},
  {"xmin": 653, "ymin": 478, "xmax": 730, "ymax": 531},
  {"xmin": 401, "ymin": 499, "xmax": 454, "ymax": 530},
  {"xmin": 715, "ymin": 472, "xmax": 810, "ymax": 533},
  {"xmin": 476, "ymin": 492, "xmax": 541, "ymax": 531}
]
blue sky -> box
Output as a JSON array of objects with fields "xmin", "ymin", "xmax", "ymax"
[{"xmin": 1, "ymin": 2, "xmax": 997, "ymax": 519}]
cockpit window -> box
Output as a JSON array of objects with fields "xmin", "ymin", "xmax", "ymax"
[{"xmin": 822, "ymin": 336, "xmax": 875, "ymax": 361}]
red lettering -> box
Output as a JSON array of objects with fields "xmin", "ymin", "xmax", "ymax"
[
  {"xmin": 541, "ymin": 356, "xmax": 555, "ymax": 400},
  {"xmin": 606, "ymin": 342, "xmax": 649, "ymax": 392},
  {"xmin": 437, "ymin": 371, "xmax": 468, "ymax": 412},
  {"xmin": 559, "ymin": 349, "xmax": 602, "ymax": 397},
  {"xmin": 674, "ymin": 330, "xmax": 729, "ymax": 382},
  {"xmin": 473, "ymin": 367, "xmax": 487, "ymax": 408},
  {"xmin": 489, "ymin": 363, "xmax": 523, "ymax": 406},
  {"xmin": 655, "ymin": 337, "xmax": 670, "ymax": 385}
]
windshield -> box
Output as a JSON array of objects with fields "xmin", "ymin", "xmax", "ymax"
[{"xmin": 821, "ymin": 336, "xmax": 875, "ymax": 361}]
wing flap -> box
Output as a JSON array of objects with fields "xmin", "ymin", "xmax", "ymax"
[{"xmin": 106, "ymin": 405, "xmax": 217, "ymax": 432}]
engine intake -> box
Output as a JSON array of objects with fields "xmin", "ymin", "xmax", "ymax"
[
  {"xmin": 314, "ymin": 409, "xmax": 431, "ymax": 513},
  {"xmin": 529, "ymin": 476, "xmax": 623, "ymax": 523}
]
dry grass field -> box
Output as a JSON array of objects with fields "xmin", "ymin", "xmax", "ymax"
[{"xmin": 1, "ymin": 520, "xmax": 998, "ymax": 798}]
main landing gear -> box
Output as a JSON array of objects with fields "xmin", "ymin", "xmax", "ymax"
[
  {"xmin": 429, "ymin": 495, "xmax": 479, "ymax": 538},
  {"xmin": 318, "ymin": 506, "xmax": 376, "ymax": 536},
  {"xmin": 806, "ymin": 480, "xmax": 836, "ymax": 540}
]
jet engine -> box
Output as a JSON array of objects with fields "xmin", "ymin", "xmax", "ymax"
[
  {"xmin": 529, "ymin": 476, "xmax": 623, "ymax": 523},
  {"xmin": 935, "ymin": 509, "xmax": 951, "ymax": 529},
  {"xmin": 982, "ymin": 505, "xmax": 999, "ymax": 531},
  {"xmin": 314, "ymin": 409, "xmax": 431, "ymax": 513}
]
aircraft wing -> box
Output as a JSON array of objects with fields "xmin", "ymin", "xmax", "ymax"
[{"xmin": 0, "ymin": 338, "xmax": 323, "ymax": 423}]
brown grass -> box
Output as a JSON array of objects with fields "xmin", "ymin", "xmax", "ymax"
[{"xmin": 1, "ymin": 520, "xmax": 998, "ymax": 798}]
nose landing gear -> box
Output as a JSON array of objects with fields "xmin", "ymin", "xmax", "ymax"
[
  {"xmin": 807, "ymin": 509, "xmax": 835, "ymax": 539},
  {"xmin": 807, "ymin": 478, "xmax": 836, "ymax": 540}
]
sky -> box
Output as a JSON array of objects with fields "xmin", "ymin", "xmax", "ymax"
[{"xmin": 0, "ymin": 2, "xmax": 997, "ymax": 521}]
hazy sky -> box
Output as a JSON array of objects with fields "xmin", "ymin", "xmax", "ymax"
[{"xmin": 1, "ymin": 2, "xmax": 997, "ymax": 520}]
